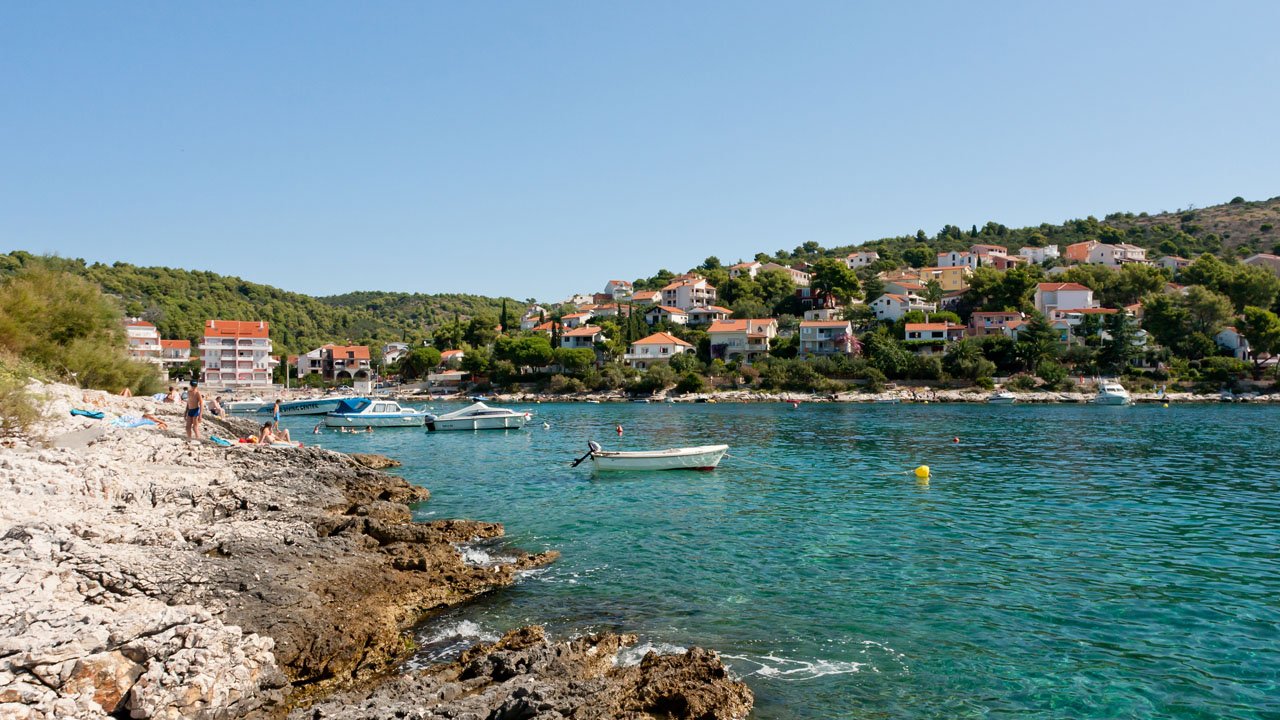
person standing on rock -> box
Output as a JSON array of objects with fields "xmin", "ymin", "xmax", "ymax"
[
  {"xmin": 272, "ymin": 398, "xmax": 282, "ymax": 431},
  {"xmin": 185, "ymin": 380, "xmax": 205, "ymax": 440}
]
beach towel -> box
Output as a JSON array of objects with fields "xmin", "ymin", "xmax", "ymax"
[
  {"xmin": 209, "ymin": 435, "xmax": 234, "ymax": 447},
  {"xmin": 150, "ymin": 393, "xmax": 167, "ymax": 402},
  {"xmin": 70, "ymin": 409, "xmax": 106, "ymax": 420},
  {"xmin": 109, "ymin": 415, "xmax": 157, "ymax": 428}
]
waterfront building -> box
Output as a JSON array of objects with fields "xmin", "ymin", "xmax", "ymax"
[
  {"xmin": 623, "ymin": 332, "xmax": 694, "ymax": 369},
  {"xmin": 199, "ymin": 320, "xmax": 277, "ymax": 388},
  {"xmin": 708, "ymin": 318, "xmax": 777, "ymax": 364},
  {"xmin": 124, "ymin": 319, "xmax": 162, "ymax": 365},
  {"xmin": 158, "ymin": 339, "xmax": 191, "ymax": 370},
  {"xmin": 799, "ymin": 320, "xmax": 856, "ymax": 357}
]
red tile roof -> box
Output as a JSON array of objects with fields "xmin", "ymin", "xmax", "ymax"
[
  {"xmin": 648, "ymin": 305, "xmax": 688, "ymax": 315},
  {"xmin": 906, "ymin": 322, "xmax": 963, "ymax": 331},
  {"xmin": 159, "ymin": 339, "xmax": 190, "ymax": 349},
  {"xmin": 800, "ymin": 320, "xmax": 850, "ymax": 328},
  {"xmin": 125, "ymin": 319, "xmax": 156, "ymax": 327},
  {"xmin": 1037, "ymin": 282, "xmax": 1091, "ymax": 292},
  {"xmin": 633, "ymin": 332, "xmax": 693, "ymax": 347},
  {"xmin": 204, "ymin": 320, "xmax": 269, "ymax": 338},
  {"xmin": 441, "ymin": 349, "xmax": 465, "ymax": 359},
  {"xmin": 563, "ymin": 325, "xmax": 605, "ymax": 337},
  {"xmin": 330, "ymin": 345, "xmax": 370, "ymax": 360}
]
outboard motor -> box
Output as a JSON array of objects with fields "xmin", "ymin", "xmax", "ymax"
[{"xmin": 588, "ymin": 440, "xmax": 602, "ymax": 453}]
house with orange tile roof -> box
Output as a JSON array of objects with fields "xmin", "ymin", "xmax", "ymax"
[
  {"xmin": 968, "ymin": 311, "xmax": 1024, "ymax": 337},
  {"xmin": 623, "ymin": 332, "xmax": 695, "ymax": 369},
  {"xmin": 904, "ymin": 322, "xmax": 966, "ymax": 355},
  {"xmin": 799, "ymin": 320, "xmax": 857, "ymax": 357},
  {"xmin": 728, "ymin": 261, "xmax": 763, "ymax": 279},
  {"xmin": 124, "ymin": 319, "xmax": 162, "ymax": 365},
  {"xmin": 440, "ymin": 349, "xmax": 466, "ymax": 367},
  {"xmin": 708, "ymin": 319, "xmax": 777, "ymax": 364},
  {"xmin": 630, "ymin": 290, "xmax": 661, "ymax": 305},
  {"xmin": 1034, "ymin": 282, "xmax": 1095, "ymax": 315},
  {"xmin": 1018, "ymin": 245, "xmax": 1060, "ymax": 264},
  {"xmin": 645, "ymin": 305, "xmax": 690, "ymax": 326},
  {"xmin": 870, "ymin": 293, "xmax": 935, "ymax": 321},
  {"xmin": 661, "ymin": 276, "xmax": 717, "ymax": 310},
  {"xmin": 200, "ymin": 320, "xmax": 277, "ymax": 388},
  {"xmin": 560, "ymin": 325, "xmax": 607, "ymax": 351},
  {"xmin": 686, "ymin": 305, "xmax": 732, "ymax": 326},
  {"xmin": 158, "ymin": 339, "xmax": 191, "ymax": 370},
  {"xmin": 1063, "ymin": 240, "xmax": 1099, "ymax": 263},
  {"xmin": 844, "ymin": 250, "xmax": 880, "ymax": 269},
  {"xmin": 1244, "ymin": 253, "xmax": 1280, "ymax": 276},
  {"xmin": 561, "ymin": 311, "xmax": 594, "ymax": 328}
]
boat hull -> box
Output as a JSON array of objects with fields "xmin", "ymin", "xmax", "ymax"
[
  {"xmin": 227, "ymin": 400, "xmax": 268, "ymax": 413},
  {"xmin": 258, "ymin": 398, "xmax": 351, "ymax": 416},
  {"xmin": 324, "ymin": 414, "xmax": 427, "ymax": 427},
  {"xmin": 591, "ymin": 444, "xmax": 729, "ymax": 472},
  {"xmin": 1092, "ymin": 395, "xmax": 1132, "ymax": 406},
  {"xmin": 426, "ymin": 414, "xmax": 529, "ymax": 431},
  {"xmin": 987, "ymin": 396, "xmax": 1017, "ymax": 405}
]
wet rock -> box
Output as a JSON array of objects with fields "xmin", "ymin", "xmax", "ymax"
[{"xmin": 348, "ymin": 453, "xmax": 402, "ymax": 470}]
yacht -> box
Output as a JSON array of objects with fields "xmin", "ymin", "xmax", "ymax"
[
  {"xmin": 987, "ymin": 390, "xmax": 1017, "ymax": 405},
  {"xmin": 323, "ymin": 398, "xmax": 429, "ymax": 427},
  {"xmin": 425, "ymin": 402, "xmax": 530, "ymax": 431},
  {"xmin": 1092, "ymin": 381, "xmax": 1132, "ymax": 406}
]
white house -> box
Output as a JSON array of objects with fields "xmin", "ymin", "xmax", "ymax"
[
  {"xmin": 904, "ymin": 322, "xmax": 966, "ymax": 355},
  {"xmin": 561, "ymin": 311, "xmax": 594, "ymax": 328},
  {"xmin": 200, "ymin": 320, "xmax": 277, "ymax": 389},
  {"xmin": 440, "ymin": 349, "xmax": 465, "ymax": 367},
  {"xmin": 1215, "ymin": 327, "xmax": 1251, "ymax": 360},
  {"xmin": 686, "ymin": 305, "xmax": 732, "ymax": 325},
  {"xmin": 844, "ymin": 251, "xmax": 880, "ymax": 269},
  {"xmin": 661, "ymin": 277, "xmax": 717, "ymax": 310},
  {"xmin": 645, "ymin": 305, "xmax": 690, "ymax": 326},
  {"xmin": 936, "ymin": 251, "xmax": 975, "ymax": 269},
  {"xmin": 759, "ymin": 262, "xmax": 811, "ymax": 287},
  {"xmin": 603, "ymin": 280, "xmax": 633, "ymax": 300},
  {"xmin": 1156, "ymin": 256, "xmax": 1191, "ymax": 272},
  {"xmin": 124, "ymin": 320, "xmax": 162, "ymax": 366},
  {"xmin": 708, "ymin": 319, "xmax": 777, "ymax": 364},
  {"xmin": 728, "ymin": 261, "xmax": 762, "ymax": 279},
  {"xmin": 630, "ymin": 290, "xmax": 660, "ymax": 305},
  {"xmin": 871, "ymin": 293, "xmax": 936, "ymax": 321},
  {"xmin": 1034, "ymin": 282, "xmax": 1095, "ymax": 315},
  {"xmin": 970, "ymin": 243, "xmax": 1008, "ymax": 258},
  {"xmin": 1088, "ymin": 243, "xmax": 1148, "ymax": 266},
  {"xmin": 159, "ymin": 339, "xmax": 190, "ymax": 371},
  {"xmin": 799, "ymin": 320, "xmax": 856, "ymax": 357},
  {"xmin": 968, "ymin": 311, "xmax": 1024, "ymax": 337},
  {"xmin": 803, "ymin": 305, "xmax": 845, "ymax": 321},
  {"xmin": 560, "ymin": 325, "xmax": 606, "ymax": 350},
  {"xmin": 623, "ymin": 332, "xmax": 694, "ymax": 369},
  {"xmin": 1018, "ymin": 245, "xmax": 1061, "ymax": 263},
  {"xmin": 563, "ymin": 293, "xmax": 593, "ymax": 307}
]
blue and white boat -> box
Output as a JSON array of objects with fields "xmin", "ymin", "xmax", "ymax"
[
  {"xmin": 323, "ymin": 398, "xmax": 430, "ymax": 427},
  {"xmin": 254, "ymin": 397, "xmax": 356, "ymax": 416}
]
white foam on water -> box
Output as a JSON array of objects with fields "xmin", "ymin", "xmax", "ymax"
[
  {"xmin": 721, "ymin": 653, "xmax": 867, "ymax": 681},
  {"xmin": 454, "ymin": 543, "xmax": 515, "ymax": 568},
  {"xmin": 423, "ymin": 619, "xmax": 499, "ymax": 645},
  {"xmin": 615, "ymin": 641, "xmax": 689, "ymax": 667}
]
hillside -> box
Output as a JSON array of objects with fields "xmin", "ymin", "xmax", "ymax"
[
  {"xmin": 640, "ymin": 195, "xmax": 1280, "ymax": 284},
  {"xmin": 0, "ymin": 252, "xmax": 514, "ymax": 354}
]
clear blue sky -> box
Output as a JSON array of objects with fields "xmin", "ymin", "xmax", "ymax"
[{"xmin": 3, "ymin": 1, "xmax": 1277, "ymax": 301}]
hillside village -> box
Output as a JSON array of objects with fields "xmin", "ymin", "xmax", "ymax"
[{"xmin": 118, "ymin": 211, "xmax": 1280, "ymax": 397}]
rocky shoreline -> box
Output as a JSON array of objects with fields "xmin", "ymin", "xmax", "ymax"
[{"xmin": 0, "ymin": 383, "xmax": 752, "ymax": 719}]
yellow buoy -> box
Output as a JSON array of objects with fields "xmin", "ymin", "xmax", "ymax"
[
  {"xmin": 1163, "ymin": 403, "xmax": 1169, "ymax": 408},
  {"xmin": 914, "ymin": 465, "xmax": 930, "ymax": 479}
]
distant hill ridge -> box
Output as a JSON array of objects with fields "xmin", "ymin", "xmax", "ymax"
[{"xmin": 0, "ymin": 252, "xmax": 515, "ymax": 354}]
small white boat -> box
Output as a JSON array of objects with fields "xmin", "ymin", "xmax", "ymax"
[
  {"xmin": 987, "ymin": 390, "xmax": 1017, "ymax": 405},
  {"xmin": 425, "ymin": 402, "xmax": 530, "ymax": 431},
  {"xmin": 1093, "ymin": 381, "xmax": 1132, "ymax": 406},
  {"xmin": 579, "ymin": 441, "xmax": 729, "ymax": 472},
  {"xmin": 257, "ymin": 397, "xmax": 354, "ymax": 416},
  {"xmin": 324, "ymin": 398, "xmax": 429, "ymax": 427},
  {"xmin": 226, "ymin": 397, "xmax": 268, "ymax": 413}
]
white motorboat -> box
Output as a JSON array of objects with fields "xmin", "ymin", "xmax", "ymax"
[
  {"xmin": 987, "ymin": 390, "xmax": 1017, "ymax": 405},
  {"xmin": 257, "ymin": 397, "xmax": 354, "ymax": 416},
  {"xmin": 226, "ymin": 397, "xmax": 268, "ymax": 413},
  {"xmin": 425, "ymin": 402, "xmax": 530, "ymax": 431},
  {"xmin": 323, "ymin": 398, "xmax": 429, "ymax": 427},
  {"xmin": 577, "ymin": 441, "xmax": 730, "ymax": 471},
  {"xmin": 1092, "ymin": 381, "xmax": 1132, "ymax": 406}
]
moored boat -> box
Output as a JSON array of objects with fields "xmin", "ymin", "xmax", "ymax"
[
  {"xmin": 323, "ymin": 398, "xmax": 429, "ymax": 427},
  {"xmin": 987, "ymin": 390, "xmax": 1017, "ymax": 405},
  {"xmin": 581, "ymin": 441, "xmax": 729, "ymax": 471},
  {"xmin": 226, "ymin": 397, "xmax": 268, "ymax": 413},
  {"xmin": 257, "ymin": 397, "xmax": 354, "ymax": 416},
  {"xmin": 1092, "ymin": 381, "xmax": 1132, "ymax": 406},
  {"xmin": 425, "ymin": 402, "xmax": 530, "ymax": 431}
]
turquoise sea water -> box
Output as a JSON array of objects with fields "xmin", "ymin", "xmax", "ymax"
[{"xmin": 284, "ymin": 402, "xmax": 1280, "ymax": 719}]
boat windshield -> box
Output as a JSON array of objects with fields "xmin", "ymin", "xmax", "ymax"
[{"xmin": 333, "ymin": 398, "xmax": 372, "ymax": 414}]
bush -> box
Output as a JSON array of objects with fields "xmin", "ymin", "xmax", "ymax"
[
  {"xmin": 0, "ymin": 376, "xmax": 43, "ymax": 436},
  {"xmin": 1036, "ymin": 360, "xmax": 1069, "ymax": 389},
  {"xmin": 1197, "ymin": 356, "xmax": 1250, "ymax": 383},
  {"xmin": 547, "ymin": 374, "xmax": 587, "ymax": 394},
  {"xmin": 1008, "ymin": 374, "xmax": 1038, "ymax": 391},
  {"xmin": 675, "ymin": 372, "xmax": 707, "ymax": 394}
]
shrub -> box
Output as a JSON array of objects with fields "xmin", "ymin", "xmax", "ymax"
[
  {"xmin": 1008, "ymin": 374, "xmax": 1038, "ymax": 391},
  {"xmin": 1036, "ymin": 360, "xmax": 1069, "ymax": 389},
  {"xmin": 0, "ymin": 377, "xmax": 43, "ymax": 436},
  {"xmin": 675, "ymin": 372, "xmax": 707, "ymax": 394},
  {"xmin": 547, "ymin": 374, "xmax": 586, "ymax": 393},
  {"xmin": 1197, "ymin": 356, "xmax": 1250, "ymax": 383}
]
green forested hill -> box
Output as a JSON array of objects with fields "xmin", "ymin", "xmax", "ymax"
[{"xmin": 0, "ymin": 252, "xmax": 513, "ymax": 354}]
